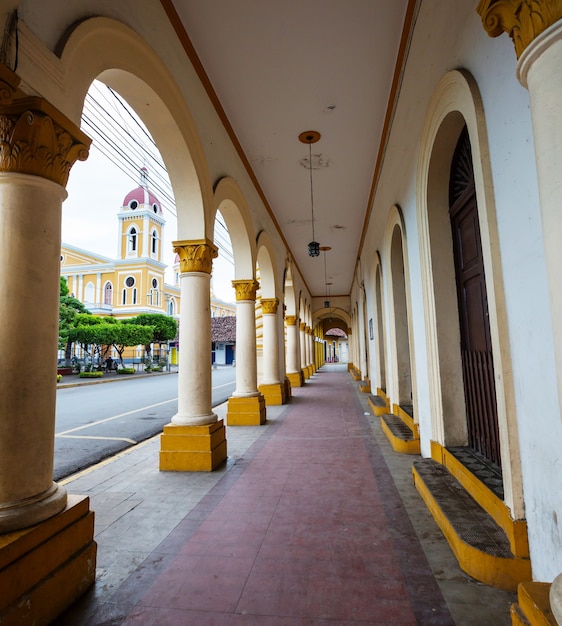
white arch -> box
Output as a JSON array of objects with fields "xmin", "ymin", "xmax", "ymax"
[
  {"xmin": 213, "ymin": 177, "xmax": 256, "ymax": 280},
  {"xmin": 54, "ymin": 17, "xmax": 212, "ymax": 240},
  {"xmin": 384, "ymin": 205, "xmax": 417, "ymax": 414},
  {"xmin": 417, "ymin": 69, "xmax": 522, "ymax": 518},
  {"xmin": 256, "ymin": 230, "xmax": 279, "ymax": 299}
]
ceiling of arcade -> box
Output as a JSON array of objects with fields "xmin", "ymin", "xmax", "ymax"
[
  {"xmin": 3, "ymin": 1, "xmax": 411, "ymax": 305},
  {"xmin": 167, "ymin": 1, "xmax": 411, "ymax": 301}
]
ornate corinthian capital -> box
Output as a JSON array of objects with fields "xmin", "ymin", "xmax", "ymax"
[
  {"xmin": 300, "ymin": 322, "xmax": 306, "ymax": 332},
  {"xmin": 0, "ymin": 97, "xmax": 90, "ymax": 185},
  {"xmin": 232, "ymin": 279, "xmax": 259, "ymax": 301},
  {"xmin": 477, "ymin": 0, "xmax": 562, "ymax": 57},
  {"xmin": 173, "ymin": 239, "xmax": 218, "ymax": 274},
  {"xmin": 261, "ymin": 297, "xmax": 279, "ymax": 315},
  {"xmin": 285, "ymin": 315, "xmax": 297, "ymax": 326}
]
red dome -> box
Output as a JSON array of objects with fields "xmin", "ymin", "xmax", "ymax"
[
  {"xmin": 122, "ymin": 169, "xmax": 163, "ymax": 214},
  {"xmin": 122, "ymin": 185, "xmax": 163, "ymax": 214}
]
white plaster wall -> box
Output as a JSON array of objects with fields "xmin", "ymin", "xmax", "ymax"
[{"xmin": 357, "ymin": 0, "xmax": 560, "ymax": 579}]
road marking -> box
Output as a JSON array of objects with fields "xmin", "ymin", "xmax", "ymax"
[
  {"xmin": 56, "ymin": 398, "xmax": 176, "ymax": 436},
  {"xmin": 56, "ymin": 435, "xmax": 137, "ymax": 444},
  {"xmin": 213, "ymin": 381, "xmax": 236, "ymax": 390},
  {"xmin": 55, "ymin": 379, "xmax": 235, "ymax": 436}
]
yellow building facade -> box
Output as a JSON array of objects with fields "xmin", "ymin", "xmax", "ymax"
[{"xmin": 60, "ymin": 168, "xmax": 234, "ymax": 364}]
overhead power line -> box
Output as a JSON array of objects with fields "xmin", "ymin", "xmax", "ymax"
[{"xmin": 82, "ymin": 81, "xmax": 234, "ymax": 265}]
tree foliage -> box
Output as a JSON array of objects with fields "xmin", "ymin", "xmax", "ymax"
[
  {"xmin": 127, "ymin": 313, "xmax": 177, "ymax": 359},
  {"xmin": 59, "ymin": 277, "xmax": 89, "ymax": 363},
  {"xmin": 71, "ymin": 315, "xmax": 154, "ymax": 367}
]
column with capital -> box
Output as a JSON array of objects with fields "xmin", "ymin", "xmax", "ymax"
[
  {"xmin": 160, "ymin": 239, "xmax": 227, "ymax": 470},
  {"xmin": 300, "ymin": 321, "xmax": 310, "ymax": 379},
  {"xmin": 478, "ymin": 1, "xmax": 562, "ymax": 614},
  {"xmin": 307, "ymin": 326, "xmax": 316, "ymax": 376},
  {"xmin": 227, "ymin": 279, "xmax": 266, "ymax": 425},
  {"xmin": 258, "ymin": 297, "xmax": 287, "ymax": 405},
  {"xmin": 285, "ymin": 315, "xmax": 304, "ymax": 387},
  {"xmin": 0, "ymin": 81, "xmax": 97, "ymax": 623}
]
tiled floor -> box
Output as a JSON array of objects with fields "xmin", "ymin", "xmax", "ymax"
[{"xmin": 55, "ymin": 364, "xmax": 515, "ymax": 625}]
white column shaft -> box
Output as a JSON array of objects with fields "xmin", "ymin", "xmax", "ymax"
[
  {"xmin": 300, "ymin": 327, "xmax": 307, "ymax": 369},
  {"xmin": 262, "ymin": 313, "xmax": 280, "ymax": 384},
  {"xmin": 0, "ymin": 173, "xmax": 68, "ymax": 532},
  {"xmin": 286, "ymin": 324, "xmax": 299, "ymax": 373},
  {"xmin": 234, "ymin": 299, "xmax": 259, "ymax": 396},
  {"xmin": 519, "ymin": 25, "xmax": 562, "ymax": 417},
  {"xmin": 172, "ymin": 272, "xmax": 216, "ymax": 425}
]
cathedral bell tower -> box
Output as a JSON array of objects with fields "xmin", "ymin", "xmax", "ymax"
[{"xmin": 116, "ymin": 167, "xmax": 167, "ymax": 312}]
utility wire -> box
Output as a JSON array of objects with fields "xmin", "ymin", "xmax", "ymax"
[{"xmin": 82, "ymin": 81, "xmax": 234, "ymax": 264}]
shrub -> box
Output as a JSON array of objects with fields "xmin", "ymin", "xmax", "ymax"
[
  {"xmin": 56, "ymin": 374, "xmax": 63, "ymax": 382},
  {"xmin": 117, "ymin": 367, "xmax": 135, "ymax": 375},
  {"xmin": 79, "ymin": 371, "xmax": 104, "ymax": 378}
]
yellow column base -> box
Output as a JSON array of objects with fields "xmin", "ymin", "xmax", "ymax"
[
  {"xmin": 160, "ymin": 420, "xmax": 227, "ymax": 471},
  {"xmin": 0, "ymin": 494, "xmax": 96, "ymax": 626},
  {"xmin": 303, "ymin": 367, "xmax": 310, "ymax": 380},
  {"xmin": 287, "ymin": 371, "xmax": 304, "ymax": 388},
  {"xmin": 226, "ymin": 395, "xmax": 266, "ymax": 426},
  {"xmin": 258, "ymin": 382, "xmax": 287, "ymax": 405}
]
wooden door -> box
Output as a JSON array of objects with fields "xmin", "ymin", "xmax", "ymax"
[{"xmin": 449, "ymin": 127, "xmax": 501, "ymax": 466}]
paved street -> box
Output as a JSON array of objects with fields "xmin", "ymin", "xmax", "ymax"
[{"xmin": 54, "ymin": 366, "xmax": 236, "ymax": 480}]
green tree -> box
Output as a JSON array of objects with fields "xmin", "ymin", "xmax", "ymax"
[
  {"xmin": 128, "ymin": 313, "xmax": 178, "ymax": 362},
  {"xmin": 72, "ymin": 317, "xmax": 154, "ymax": 369},
  {"xmin": 59, "ymin": 277, "xmax": 88, "ymax": 366}
]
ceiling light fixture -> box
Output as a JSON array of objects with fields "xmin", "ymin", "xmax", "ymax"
[{"xmin": 299, "ymin": 130, "xmax": 321, "ymax": 257}]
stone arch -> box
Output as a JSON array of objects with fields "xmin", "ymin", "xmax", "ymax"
[
  {"xmin": 369, "ymin": 251, "xmax": 387, "ymax": 393},
  {"xmin": 384, "ymin": 205, "xmax": 416, "ymax": 412},
  {"xmin": 417, "ymin": 69, "xmax": 522, "ymax": 516},
  {"xmin": 213, "ymin": 177, "xmax": 256, "ymax": 280},
  {"xmin": 256, "ymin": 231, "xmax": 279, "ymax": 299},
  {"xmin": 57, "ymin": 17, "xmax": 212, "ymax": 240},
  {"xmin": 284, "ymin": 262, "xmax": 297, "ymax": 318}
]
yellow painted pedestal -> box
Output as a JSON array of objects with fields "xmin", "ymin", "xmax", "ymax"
[
  {"xmin": 287, "ymin": 371, "xmax": 304, "ymax": 388},
  {"xmin": 160, "ymin": 420, "xmax": 227, "ymax": 471},
  {"xmin": 258, "ymin": 382, "xmax": 287, "ymax": 406},
  {"xmin": 226, "ymin": 395, "xmax": 266, "ymax": 426},
  {"xmin": 0, "ymin": 494, "xmax": 96, "ymax": 626}
]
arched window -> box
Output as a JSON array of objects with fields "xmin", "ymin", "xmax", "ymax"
[
  {"xmin": 152, "ymin": 278, "xmax": 159, "ymax": 306},
  {"xmin": 128, "ymin": 227, "xmax": 137, "ymax": 254},
  {"xmin": 104, "ymin": 282, "xmax": 113, "ymax": 305},
  {"xmin": 133, "ymin": 288, "xmax": 137, "ymax": 305},
  {"xmin": 84, "ymin": 282, "xmax": 95, "ymax": 304},
  {"xmin": 151, "ymin": 230, "xmax": 158, "ymax": 256},
  {"xmin": 122, "ymin": 289, "xmax": 127, "ymax": 305},
  {"xmin": 168, "ymin": 299, "xmax": 175, "ymax": 316}
]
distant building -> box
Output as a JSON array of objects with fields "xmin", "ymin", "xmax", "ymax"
[
  {"xmin": 60, "ymin": 168, "xmax": 235, "ymax": 364},
  {"xmin": 211, "ymin": 316, "xmax": 236, "ymax": 365}
]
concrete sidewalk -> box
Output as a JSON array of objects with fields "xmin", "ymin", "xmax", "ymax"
[{"xmin": 54, "ymin": 365, "xmax": 515, "ymax": 625}]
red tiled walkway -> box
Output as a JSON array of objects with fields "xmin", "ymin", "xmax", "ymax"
[{"xmin": 82, "ymin": 366, "xmax": 454, "ymax": 624}]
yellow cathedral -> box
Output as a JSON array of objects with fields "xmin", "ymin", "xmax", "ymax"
[{"xmin": 60, "ymin": 168, "xmax": 235, "ymax": 364}]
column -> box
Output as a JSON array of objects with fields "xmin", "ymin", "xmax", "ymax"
[
  {"xmin": 300, "ymin": 321, "xmax": 309, "ymax": 379},
  {"xmin": 160, "ymin": 239, "xmax": 227, "ymax": 470},
  {"xmin": 258, "ymin": 298, "xmax": 286, "ymax": 405},
  {"xmin": 307, "ymin": 326, "xmax": 316, "ymax": 375},
  {"xmin": 478, "ymin": 0, "xmax": 562, "ymax": 607},
  {"xmin": 285, "ymin": 315, "xmax": 304, "ymax": 387},
  {"xmin": 227, "ymin": 279, "xmax": 266, "ymax": 425},
  {"xmin": 0, "ymin": 83, "xmax": 97, "ymax": 624}
]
